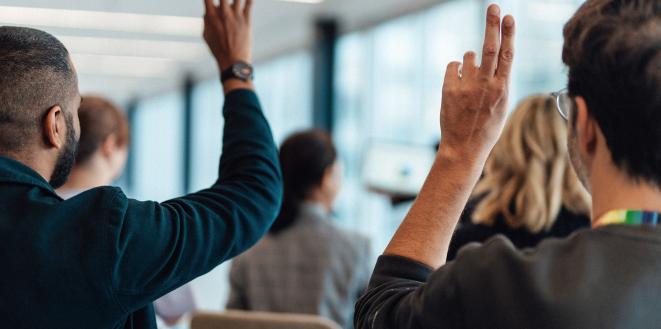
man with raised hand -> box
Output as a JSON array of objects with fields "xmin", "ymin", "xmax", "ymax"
[
  {"xmin": 0, "ymin": 0, "xmax": 282, "ymax": 328},
  {"xmin": 356, "ymin": 0, "xmax": 661, "ymax": 328}
]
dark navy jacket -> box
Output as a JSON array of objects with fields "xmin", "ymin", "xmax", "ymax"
[{"xmin": 0, "ymin": 89, "xmax": 282, "ymax": 329}]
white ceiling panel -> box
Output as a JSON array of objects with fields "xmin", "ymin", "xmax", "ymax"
[{"xmin": 0, "ymin": 0, "xmax": 445, "ymax": 103}]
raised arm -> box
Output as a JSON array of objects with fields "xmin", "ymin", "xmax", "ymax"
[
  {"xmin": 355, "ymin": 5, "xmax": 516, "ymax": 328},
  {"xmin": 106, "ymin": 0, "xmax": 283, "ymax": 308},
  {"xmin": 385, "ymin": 4, "xmax": 515, "ymax": 269}
]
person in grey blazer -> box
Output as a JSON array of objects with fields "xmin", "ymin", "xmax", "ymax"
[{"xmin": 227, "ymin": 129, "xmax": 371, "ymax": 329}]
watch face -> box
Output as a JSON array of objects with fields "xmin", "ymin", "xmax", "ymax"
[{"xmin": 233, "ymin": 62, "xmax": 254, "ymax": 80}]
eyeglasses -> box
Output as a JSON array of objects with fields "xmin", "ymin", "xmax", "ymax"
[{"xmin": 551, "ymin": 88, "xmax": 573, "ymax": 121}]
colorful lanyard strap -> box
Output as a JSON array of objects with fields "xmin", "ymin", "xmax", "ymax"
[{"xmin": 593, "ymin": 209, "xmax": 661, "ymax": 228}]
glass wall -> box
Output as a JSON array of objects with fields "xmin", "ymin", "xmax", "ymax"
[
  {"xmin": 333, "ymin": 0, "xmax": 582, "ymax": 254},
  {"xmin": 189, "ymin": 51, "xmax": 313, "ymax": 193},
  {"xmin": 130, "ymin": 91, "xmax": 185, "ymax": 202}
]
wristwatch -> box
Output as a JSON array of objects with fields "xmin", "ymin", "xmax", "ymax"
[{"xmin": 221, "ymin": 61, "xmax": 254, "ymax": 82}]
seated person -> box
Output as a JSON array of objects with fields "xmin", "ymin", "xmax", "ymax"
[
  {"xmin": 0, "ymin": 1, "xmax": 283, "ymax": 327},
  {"xmin": 448, "ymin": 95, "xmax": 591, "ymax": 260},
  {"xmin": 56, "ymin": 96, "xmax": 196, "ymax": 326},
  {"xmin": 355, "ymin": 1, "xmax": 661, "ymax": 328},
  {"xmin": 227, "ymin": 129, "xmax": 371, "ymax": 329}
]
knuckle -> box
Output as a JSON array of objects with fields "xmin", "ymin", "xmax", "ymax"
[
  {"xmin": 487, "ymin": 14, "xmax": 500, "ymax": 27},
  {"xmin": 483, "ymin": 46, "xmax": 498, "ymax": 57},
  {"xmin": 500, "ymin": 49, "xmax": 514, "ymax": 62}
]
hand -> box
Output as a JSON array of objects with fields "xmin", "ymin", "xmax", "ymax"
[
  {"xmin": 439, "ymin": 4, "xmax": 515, "ymax": 162},
  {"xmin": 203, "ymin": 0, "xmax": 253, "ymax": 71}
]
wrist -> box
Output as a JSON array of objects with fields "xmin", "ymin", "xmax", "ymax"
[
  {"xmin": 437, "ymin": 142, "xmax": 489, "ymax": 167},
  {"xmin": 218, "ymin": 57, "xmax": 251, "ymax": 71},
  {"xmin": 222, "ymin": 80, "xmax": 254, "ymax": 95}
]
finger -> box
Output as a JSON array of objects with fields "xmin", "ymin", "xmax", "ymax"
[
  {"xmin": 243, "ymin": 0, "xmax": 253, "ymax": 23},
  {"xmin": 444, "ymin": 61, "xmax": 462, "ymax": 86},
  {"xmin": 462, "ymin": 51, "xmax": 478, "ymax": 78},
  {"xmin": 204, "ymin": 0, "xmax": 216, "ymax": 17},
  {"xmin": 219, "ymin": 0, "xmax": 232, "ymax": 18},
  {"xmin": 495, "ymin": 15, "xmax": 515, "ymax": 80},
  {"xmin": 232, "ymin": 0, "xmax": 242, "ymax": 15},
  {"xmin": 479, "ymin": 4, "xmax": 501, "ymax": 79}
]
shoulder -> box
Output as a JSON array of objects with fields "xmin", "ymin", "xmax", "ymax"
[
  {"xmin": 448, "ymin": 229, "xmax": 599, "ymax": 292},
  {"xmin": 60, "ymin": 186, "xmax": 128, "ymax": 215}
]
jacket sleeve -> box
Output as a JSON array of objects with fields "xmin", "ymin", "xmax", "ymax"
[
  {"xmin": 106, "ymin": 89, "xmax": 283, "ymax": 310},
  {"xmin": 354, "ymin": 255, "xmax": 464, "ymax": 329}
]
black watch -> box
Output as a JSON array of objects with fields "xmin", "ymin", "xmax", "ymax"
[{"xmin": 221, "ymin": 61, "xmax": 254, "ymax": 82}]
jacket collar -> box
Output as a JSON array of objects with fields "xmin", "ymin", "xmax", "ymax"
[
  {"xmin": 0, "ymin": 156, "xmax": 58, "ymax": 194},
  {"xmin": 299, "ymin": 202, "xmax": 331, "ymax": 222}
]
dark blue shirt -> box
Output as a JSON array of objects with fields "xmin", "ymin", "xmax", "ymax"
[{"xmin": 0, "ymin": 89, "xmax": 282, "ymax": 329}]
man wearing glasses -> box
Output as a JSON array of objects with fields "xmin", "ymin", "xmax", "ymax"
[{"xmin": 355, "ymin": 0, "xmax": 661, "ymax": 328}]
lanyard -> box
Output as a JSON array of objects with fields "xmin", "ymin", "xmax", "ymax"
[{"xmin": 593, "ymin": 209, "xmax": 661, "ymax": 228}]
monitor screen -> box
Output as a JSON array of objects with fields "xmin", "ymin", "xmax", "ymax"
[{"xmin": 362, "ymin": 141, "xmax": 435, "ymax": 197}]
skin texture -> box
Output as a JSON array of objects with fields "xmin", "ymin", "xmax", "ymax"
[{"xmin": 384, "ymin": 4, "xmax": 516, "ymax": 269}]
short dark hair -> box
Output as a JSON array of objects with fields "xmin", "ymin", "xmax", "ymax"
[
  {"xmin": 270, "ymin": 129, "xmax": 337, "ymax": 234},
  {"xmin": 0, "ymin": 26, "xmax": 77, "ymax": 152},
  {"xmin": 75, "ymin": 96, "xmax": 130, "ymax": 165},
  {"xmin": 563, "ymin": 0, "xmax": 661, "ymax": 186}
]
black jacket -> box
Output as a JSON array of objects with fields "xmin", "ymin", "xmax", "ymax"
[{"xmin": 0, "ymin": 89, "xmax": 282, "ymax": 329}]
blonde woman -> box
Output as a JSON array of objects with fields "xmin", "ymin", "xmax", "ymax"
[{"xmin": 447, "ymin": 95, "xmax": 591, "ymax": 261}]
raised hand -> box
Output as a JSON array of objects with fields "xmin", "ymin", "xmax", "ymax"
[
  {"xmin": 439, "ymin": 4, "xmax": 515, "ymax": 161},
  {"xmin": 203, "ymin": 0, "xmax": 253, "ymax": 71}
]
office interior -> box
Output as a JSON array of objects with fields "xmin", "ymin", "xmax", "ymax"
[{"xmin": 0, "ymin": 0, "xmax": 583, "ymax": 320}]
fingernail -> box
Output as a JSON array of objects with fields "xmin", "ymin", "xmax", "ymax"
[
  {"xmin": 489, "ymin": 4, "xmax": 500, "ymax": 15},
  {"xmin": 504, "ymin": 16, "xmax": 514, "ymax": 27}
]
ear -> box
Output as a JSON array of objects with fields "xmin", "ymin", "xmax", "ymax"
[
  {"xmin": 43, "ymin": 105, "xmax": 66, "ymax": 150},
  {"xmin": 574, "ymin": 96, "xmax": 598, "ymax": 159},
  {"xmin": 101, "ymin": 133, "xmax": 118, "ymax": 159}
]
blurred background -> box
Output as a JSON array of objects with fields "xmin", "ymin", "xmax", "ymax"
[{"xmin": 0, "ymin": 0, "xmax": 583, "ymax": 315}]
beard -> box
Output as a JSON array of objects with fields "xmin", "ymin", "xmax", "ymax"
[
  {"xmin": 49, "ymin": 113, "xmax": 78, "ymax": 189},
  {"xmin": 568, "ymin": 123, "xmax": 591, "ymax": 194}
]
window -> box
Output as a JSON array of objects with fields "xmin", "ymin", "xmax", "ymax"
[
  {"xmin": 189, "ymin": 51, "xmax": 314, "ymax": 193},
  {"xmin": 333, "ymin": 0, "xmax": 581, "ymax": 254},
  {"xmin": 130, "ymin": 91, "xmax": 185, "ymax": 202}
]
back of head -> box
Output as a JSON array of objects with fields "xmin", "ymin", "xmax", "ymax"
[
  {"xmin": 270, "ymin": 129, "xmax": 337, "ymax": 235},
  {"xmin": 472, "ymin": 96, "xmax": 591, "ymax": 232},
  {"xmin": 75, "ymin": 96, "xmax": 130, "ymax": 165},
  {"xmin": 0, "ymin": 26, "xmax": 77, "ymax": 153},
  {"xmin": 563, "ymin": 0, "xmax": 661, "ymax": 186}
]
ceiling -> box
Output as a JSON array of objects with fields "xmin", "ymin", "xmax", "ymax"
[{"xmin": 0, "ymin": 0, "xmax": 445, "ymax": 104}]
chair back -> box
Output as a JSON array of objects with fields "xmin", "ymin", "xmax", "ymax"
[{"xmin": 190, "ymin": 311, "xmax": 342, "ymax": 329}]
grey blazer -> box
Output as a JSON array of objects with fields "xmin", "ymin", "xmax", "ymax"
[{"xmin": 228, "ymin": 203, "xmax": 372, "ymax": 329}]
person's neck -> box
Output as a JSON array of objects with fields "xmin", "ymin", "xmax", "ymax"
[
  {"xmin": 0, "ymin": 150, "xmax": 54, "ymax": 183},
  {"xmin": 590, "ymin": 163, "xmax": 661, "ymax": 223},
  {"xmin": 60, "ymin": 161, "xmax": 113, "ymax": 191},
  {"xmin": 305, "ymin": 191, "xmax": 333, "ymax": 213}
]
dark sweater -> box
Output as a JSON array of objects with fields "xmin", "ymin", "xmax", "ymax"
[
  {"xmin": 356, "ymin": 223, "xmax": 661, "ymax": 329},
  {"xmin": 448, "ymin": 205, "xmax": 590, "ymax": 260},
  {"xmin": 0, "ymin": 89, "xmax": 282, "ymax": 329}
]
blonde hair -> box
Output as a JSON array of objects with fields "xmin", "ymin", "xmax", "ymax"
[{"xmin": 471, "ymin": 95, "xmax": 591, "ymax": 233}]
